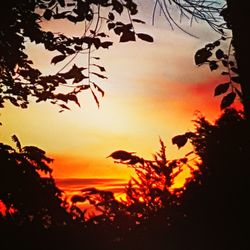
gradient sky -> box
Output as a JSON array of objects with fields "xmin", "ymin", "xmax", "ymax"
[{"xmin": 0, "ymin": 1, "xmax": 232, "ymax": 183}]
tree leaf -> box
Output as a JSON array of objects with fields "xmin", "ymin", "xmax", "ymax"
[
  {"xmin": 6, "ymin": 97, "xmax": 19, "ymax": 107},
  {"xmin": 221, "ymin": 60, "xmax": 228, "ymax": 67},
  {"xmin": 36, "ymin": 92, "xmax": 53, "ymax": 102},
  {"xmin": 230, "ymin": 67, "xmax": 239, "ymax": 74},
  {"xmin": 91, "ymin": 89, "xmax": 100, "ymax": 108},
  {"xmin": 172, "ymin": 134, "xmax": 188, "ymax": 149},
  {"xmin": 48, "ymin": 0, "xmax": 56, "ymax": 8},
  {"xmin": 59, "ymin": 64, "xmax": 87, "ymax": 82},
  {"xmin": 220, "ymin": 92, "xmax": 236, "ymax": 110},
  {"xmin": 209, "ymin": 60, "xmax": 218, "ymax": 71},
  {"xmin": 120, "ymin": 30, "xmax": 135, "ymax": 42},
  {"xmin": 136, "ymin": 33, "xmax": 154, "ymax": 42},
  {"xmin": 215, "ymin": 49, "xmax": 224, "ymax": 59},
  {"xmin": 194, "ymin": 48, "xmax": 212, "ymax": 65},
  {"xmin": 108, "ymin": 22, "xmax": 115, "ymax": 30},
  {"xmin": 73, "ymin": 45, "xmax": 81, "ymax": 51},
  {"xmin": 213, "ymin": 40, "xmax": 220, "ymax": 46},
  {"xmin": 51, "ymin": 54, "xmax": 66, "ymax": 64},
  {"xmin": 91, "ymin": 72, "xmax": 107, "ymax": 79},
  {"xmin": 20, "ymin": 102, "xmax": 28, "ymax": 109},
  {"xmin": 11, "ymin": 135, "xmax": 21, "ymax": 152},
  {"xmin": 73, "ymin": 73, "xmax": 88, "ymax": 84},
  {"xmin": 96, "ymin": 32, "xmax": 108, "ymax": 38},
  {"xmin": 93, "ymin": 38, "xmax": 101, "ymax": 49},
  {"xmin": 125, "ymin": 0, "xmax": 138, "ymax": 15},
  {"xmin": 68, "ymin": 94, "xmax": 80, "ymax": 107},
  {"xmin": 107, "ymin": 150, "xmax": 135, "ymax": 161},
  {"xmin": 55, "ymin": 93, "xmax": 68, "ymax": 102},
  {"xmin": 92, "ymin": 83, "xmax": 105, "ymax": 97},
  {"xmin": 67, "ymin": 3, "xmax": 75, "ymax": 7},
  {"xmin": 92, "ymin": 64, "xmax": 106, "ymax": 72},
  {"xmin": 67, "ymin": 15, "xmax": 78, "ymax": 23},
  {"xmin": 132, "ymin": 19, "xmax": 145, "ymax": 24},
  {"xmin": 214, "ymin": 83, "xmax": 230, "ymax": 96},
  {"xmin": 231, "ymin": 76, "xmax": 240, "ymax": 83},
  {"xmin": 101, "ymin": 41, "xmax": 113, "ymax": 49},
  {"xmin": 57, "ymin": 0, "xmax": 65, "ymax": 7},
  {"xmin": 43, "ymin": 9, "xmax": 53, "ymax": 20},
  {"xmin": 114, "ymin": 26, "xmax": 123, "ymax": 35},
  {"xmin": 53, "ymin": 11, "xmax": 70, "ymax": 19},
  {"xmin": 112, "ymin": 0, "xmax": 124, "ymax": 14},
  {"xmin": 235, "ymin": 87, "xmax": 243, "ymax": 100},
  {"xmin": 205, "ymin": 43, "xmax": 215, "ymax": 50},
  {"xmin": 108, "ymin": 12, "xmax": 115, "ymax": 21},
  {"xmin": 59, "ymin": 104, "xmax": 70, "ymax": 110}
]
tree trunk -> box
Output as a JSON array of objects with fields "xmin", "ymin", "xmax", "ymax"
[{"xmin": 226, "ymin": 0, "xmax": 250, "ymax": 120}]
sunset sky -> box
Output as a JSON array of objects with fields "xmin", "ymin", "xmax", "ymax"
[{"xmin": 0, "ymin": 1, "xmax": 232, "ymax": 186}]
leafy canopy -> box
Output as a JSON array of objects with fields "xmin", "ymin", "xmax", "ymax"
[{"xmin": 0, "ymin": 0, "xmax": 153, "ymax": 111}]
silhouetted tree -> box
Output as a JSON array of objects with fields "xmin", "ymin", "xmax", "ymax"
[
  {"xmin": 0, "ymin": 136, "xmax": 105, "ymax": 250},
  {"xmin": 0, "ymin": 135, "xmax": 68, "ymax": 224},
  {"xmin": 224, "ymin": 1, "xmax": 250, "ymax": 119},
  {"xmin": 173, "ymin": 108, "xmax": 250, "ymax": 250}
]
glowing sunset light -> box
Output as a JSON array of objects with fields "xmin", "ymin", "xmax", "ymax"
[
  {"xmin": 2, "ymin": 2, "xmax": 248, "ymax": 249},
  {"xmin": 0, "ymin": 1, "xmax": 230, "ymax": 191}
]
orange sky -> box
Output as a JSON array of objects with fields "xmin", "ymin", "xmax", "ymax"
[{"xmin": 0, "ymin": 2, "xmax": 234, "ymax": 183}]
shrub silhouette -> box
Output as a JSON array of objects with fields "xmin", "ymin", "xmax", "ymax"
[
  {"xmin": 1, "ymin": 109, "xmax": 249, "ymax": 250},
  {"xmin": 73, "ymin": 139, "xmax": 197, "ymax": 249},
  {"xmin": 177, "ymin": 108, "xmax": 250, "ymax": 250},
  {"xmin": 0, "ymin": 136, "xmax": 101, "ymax": 250},
  {"xmin": 74, "ymin": 108, "xmax": 250, "ymax": 250}
]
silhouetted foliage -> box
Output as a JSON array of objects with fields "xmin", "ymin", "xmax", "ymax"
[
  {"xmin": 191, "ymin": 1, "xmax": 250, "ymax": 119},
  {"xmin": 69, "ymin": 108, "xmax": 249, "ymax": 250},
  {"xmin": 66, "ymin": 139, "xmax": 198, "ymax": 249},
  {"xmin": 1, "ymin": 1, "xmax": 250, "ymax": 250},
  {"xmin": 0, "ymin": 0, "xmax": 153, "ymax": 111},
  {"xmin": 155, "ymin": 1, "xmax": 250, "ymax": 119},
  {"xmin": 0, "ymin": 136, "xmax": 112, "ymax": 250},
  {"xmin": 1, "ymin": 115, "xmax": 249, "ymax": 249},
  {"xmin": 174, "ymin": 108, "xmax": 250, "ymax": 250},
  {"xmin": 195, "ymin": 36, "xmax": 242, "ymax": 110}
]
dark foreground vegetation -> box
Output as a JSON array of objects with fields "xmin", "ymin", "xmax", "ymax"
[
  {"xmin": 1, "ymin": 1, "xmax": 250, "ymax": 249},
  {"xmin": 1, "ymin": 108, "xmax": 249, "ymax": 250}
]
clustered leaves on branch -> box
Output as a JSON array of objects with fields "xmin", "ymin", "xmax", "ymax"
[
  {"xmin": 0, "ymin": 0, "xmax": 153, "ymax": 111},
  {"xmin": 152, "ymin": 1, "xmax": 242, "ymax": 111},
  {"xmin": 194, "ymin": 36, "xmax": 241, "ymax": 110}
]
